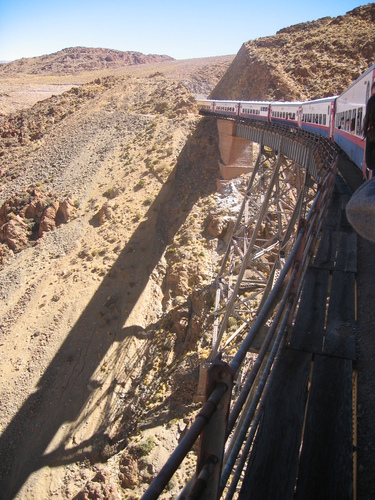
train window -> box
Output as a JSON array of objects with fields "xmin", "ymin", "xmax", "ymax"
[
  {"xmin": 346, "ymin": 110, "xmax": 352, "ymax": 131},
  {"xmin": 338, "ymin": 113, "xmax": 345, "ymax": 129},
  {"xmin": 323, "ymin": 115, "xmax": 326, "ymax": 126},
  {"xmin": 319, "ymin": 114, "xmax": 322, "ymax": 125}
]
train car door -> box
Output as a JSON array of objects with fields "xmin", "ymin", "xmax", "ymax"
[
  {"xmin": 267, "ymin": 104, "xmax": 271, "ymax": 122},
  {"xmin": 297, "ymin": 105, "xmax": 302, "ymax": 128},
  {"xmin": 329, "ymin": 100, "xmax": 336, "ymax": 140}
]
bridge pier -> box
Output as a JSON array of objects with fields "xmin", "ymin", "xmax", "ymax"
[{"xmin": 217, "ymin": 119, "xmax": 253, "ymax": 180}]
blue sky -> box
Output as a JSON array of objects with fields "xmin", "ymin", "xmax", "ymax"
[{"xmin": 0, "ymin": 0, "xmax": 369, "ymax": 61}]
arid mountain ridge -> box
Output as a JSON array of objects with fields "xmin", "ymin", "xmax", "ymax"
[
  {"xmin": 212, "ymin": 2, "xmax": 375, "ymax": 100},
  {"xmin": 0, "ymin": 47, "xmax": 174, "ymax": 75},
  {"xmin": 1, "ymin": 4, "xmax": 375, "ymax": 498}
]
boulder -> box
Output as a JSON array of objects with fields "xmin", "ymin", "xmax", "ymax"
[
  {"xmin": 0, "ymin": 215, "xmax": 29, "ymax": 250},
  {"xmin": 119, "ymin": 452, "xmax": 138, "ymax": 489},
  {"xmin": 39, "ymin": 204, "xmax": 58, "ymax": 236},
  {"xmin": 56, "ymin": 198, "xmax": 75, "ymax": 224},
  {"xmin": 98, "ymin": 202, "xmax": 113, "ymax": 225}
]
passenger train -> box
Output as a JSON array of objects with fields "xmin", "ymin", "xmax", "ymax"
[{"xmin": 197, "ymin": 63, "xmax": 375, "ymax": 177}]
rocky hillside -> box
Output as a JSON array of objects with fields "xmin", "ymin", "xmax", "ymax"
[
  {"xmin": 1, "ymin": 4, "xmax": 375, "ymax": 498},
  {"xmin": 0, "ymin": 47, "xmax": 174, "ymax": 75},
  {"xmin": 0, "ymin": 56, "xmax": 236, "ymax": 499},
  {"xmin": 211, "ymin": 3, "xmax": 375, "ymax": 101}
]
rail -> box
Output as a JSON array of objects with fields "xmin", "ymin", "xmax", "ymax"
[{"xmin": 142, "ymin": 117, "xmax": 338, "ymax": 499}]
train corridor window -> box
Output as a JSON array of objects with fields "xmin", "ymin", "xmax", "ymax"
[
  {"xmin": 347, "ymin": 110, "xmax": 352, "ymax": 131},
  {"xmin": 323, "ymin": 115, "xmax": 326, "ymax": 125}
]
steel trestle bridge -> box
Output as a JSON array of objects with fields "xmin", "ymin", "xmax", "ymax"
[{"xmin": 143, "ymin": 117, "xmax": 356, "ymax": 499}]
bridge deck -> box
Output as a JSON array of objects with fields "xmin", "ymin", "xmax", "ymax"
[{"xmin": 238, "ymin": 171, "xmax": 357, "ymax": 499}]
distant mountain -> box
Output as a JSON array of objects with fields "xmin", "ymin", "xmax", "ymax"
[
  {"xmin": 0, "ymin": 47, "xmax": 174, "ymax": 75},
  {"xmin": 211, "ymin": 3, "xmax": 375, "ymax": 101}
]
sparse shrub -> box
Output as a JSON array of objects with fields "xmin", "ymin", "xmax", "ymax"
[
  {"xmin": 155, "ymin": 102, "xmax": 169, "ymax": 113},
  {"xmin": 103, "ymin": 187, "xmax": 119, "ymax": 199},
  {"xmin": 135, "ymin": 179, "xmax": 145, "ymax": 190},
  {"xmin": 135, "ymin": 436, "xmax": 155, "ymax": 458},
  {"xmin": 228, "ymin": 317, "xmax": 237, "ymax": 329}
]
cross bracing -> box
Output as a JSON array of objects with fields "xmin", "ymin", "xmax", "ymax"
[{"xmin": 210, "ymin": 138, "xmax": 317, "ymax": 364}]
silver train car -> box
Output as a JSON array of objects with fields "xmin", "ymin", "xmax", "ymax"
[{"xmin": 197, "ymin": 62, "xmax": 375, "ymax": 175}]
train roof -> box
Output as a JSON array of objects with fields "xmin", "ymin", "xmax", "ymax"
[
  {"xmin": 271, "ymin": 100, "xmax": 304, "ymax": 105},
  {"xmin": 302, "ymin": 96, "xmax": 337, "ymax": 104},
  {"xmin": 338, "ymin": 62, "xmax": 375, "ymax": 97}
]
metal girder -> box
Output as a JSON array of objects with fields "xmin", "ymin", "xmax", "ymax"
[{"xmin": 210, "ymin": 139, "xmax": 316, "ymax": 364}]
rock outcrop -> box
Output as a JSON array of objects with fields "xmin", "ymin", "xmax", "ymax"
[{"xmin": 0, "ymin": 188, "xmax": 76, "ymax": 252}]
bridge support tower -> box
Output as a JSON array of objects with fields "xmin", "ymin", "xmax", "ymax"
[{"xmin": 217, "ymin": 119, "xmax": 254, "ymax": 180}]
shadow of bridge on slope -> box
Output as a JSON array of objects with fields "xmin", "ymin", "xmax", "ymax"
[{"xmin": 0, "ymin": 117, "xmax": 219, "ymax": 499}]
